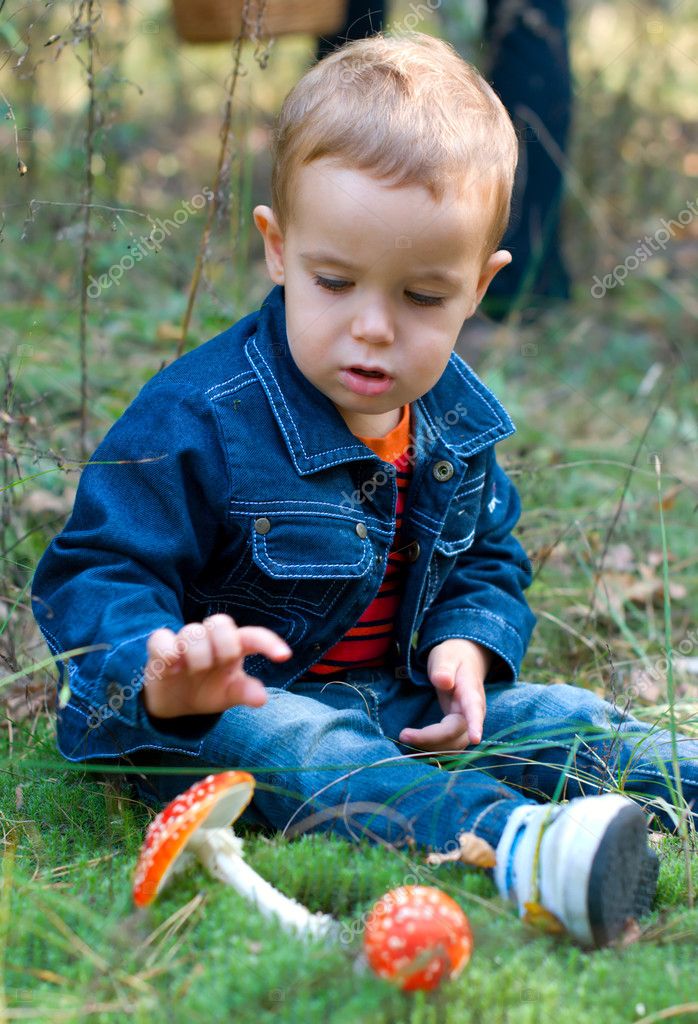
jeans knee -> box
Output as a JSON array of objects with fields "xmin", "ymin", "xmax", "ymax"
[{"xmin": 298, "ymin": 707, "xmax": 384, "ymax": 766}]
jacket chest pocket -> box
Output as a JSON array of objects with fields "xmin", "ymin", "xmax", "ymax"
[
  {"xmin": 223, "ymin": 511, "xmax": 375, "ymax": 615},
  {"xmin": 434, "ymin": 474, "xmax": 484, "ymax": 556},
  {"xmin": 421, "ymin": 476, "xmax": 484, "ymax": 610}
]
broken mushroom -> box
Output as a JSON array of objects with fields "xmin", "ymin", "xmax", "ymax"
[
  {"xmin": 133, "ymin": 770, "xmax": 338, "ymax": 941},
  {"xmin": 364, "ymin": 885, "xmax": 473, "ymax": 991}
]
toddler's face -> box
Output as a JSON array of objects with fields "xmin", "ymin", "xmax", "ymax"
[{"xmin": 254, "ymin": 159, "xmax": 509, "ymax": 437}]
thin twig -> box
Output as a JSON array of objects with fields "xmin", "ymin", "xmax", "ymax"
[
  {"xmin": 75, "ymin": 0, "xmax": 99, "ymax": 459},
  {"xmin": 177, "ymin": 2, "xmax": 254, "ymax": 357},
  {"xmin": 654, "ymin": 455, "xmax": 693, "ymax": 908},
  {"xmin": 583, "ymin": 377, "xmax": 672, "ymax": 628}
]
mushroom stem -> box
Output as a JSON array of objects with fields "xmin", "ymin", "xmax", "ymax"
[{"xmin": 187, "ymin": 827, "xmax": 341, "ymax": 942}]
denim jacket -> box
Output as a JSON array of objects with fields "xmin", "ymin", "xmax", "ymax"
[{"xmin": 32, "ymin": 284, "xmax": 536, "ymax": 763}]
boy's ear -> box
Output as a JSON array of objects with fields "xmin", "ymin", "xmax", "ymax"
[
  {"xmin": 253, "ymin": 205, "xmax": 285, "ymax": 285},
  {"xmin": 468, "ymin": 250, "xmax": 512, "ymax": 316}
]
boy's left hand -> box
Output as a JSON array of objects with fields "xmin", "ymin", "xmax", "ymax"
[{"xmin": 398, "ymin": 639, "xmax": 492, "ymax": 751}]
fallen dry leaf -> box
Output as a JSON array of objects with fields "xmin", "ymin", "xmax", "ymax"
[
  {"xmin": 600, "ymin": 543, "xmax": 635, "ymax": 572},
  {"xmin": 522, "ymin": 901, "xmax": 565, "ymax": 934},
  {"xmin": 628, "ymin": 668, "xmax": 665, "ymax": 706},
  {"xmin": 656, "ymin": 484, "xmax": 683, "ymax": 511},
  {"xmin": 426, "ymin": 832, "xmax": 497, "ymax": 869},
  {"xmin": 155, "ymin": 322, "xmax": 183, "ymax": 341},
  {"xmin": 599, "ymin": 570, "xmax": 686, "ymax": 619}
]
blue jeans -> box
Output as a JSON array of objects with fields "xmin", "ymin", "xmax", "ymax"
[{"xmin": 127, "ymin": 671, "xmax": 698, "ymax": 852}]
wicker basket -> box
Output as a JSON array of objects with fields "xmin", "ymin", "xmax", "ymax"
[{"xmin": 171, "ymin": 0, "xmax": 348, "ymax": 43}]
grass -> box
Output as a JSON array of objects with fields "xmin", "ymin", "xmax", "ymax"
[
  {"xmin": 2, "ymin": 0, "xmax": 698, "ymax": 1018},
  {"xmin": 1, "ymin": 715, "xmax": 697, "ymax": 1024}
]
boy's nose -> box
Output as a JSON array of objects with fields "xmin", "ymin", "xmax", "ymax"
[{"xmin": 351, "ymin": 299, "xmax": 395, "ymax": 345}]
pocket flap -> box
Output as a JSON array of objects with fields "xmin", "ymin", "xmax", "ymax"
[{"xmin": 250, "ymin": 513, "xmax": 374, "ymax": 579}]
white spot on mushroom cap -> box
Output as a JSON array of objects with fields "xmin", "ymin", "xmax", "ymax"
[{"xmin": 133, "ymin": 772, "xmax": 254, "ymax": 904}]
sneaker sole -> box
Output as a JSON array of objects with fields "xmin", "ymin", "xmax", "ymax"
[{"xmin": 587, "ymin": 803, "xmax": 658, "ymax": 946}]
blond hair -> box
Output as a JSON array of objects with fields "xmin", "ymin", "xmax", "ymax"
[{"xmin": 270, "ymin": 31, "xmax": 519, "ymax": 259}]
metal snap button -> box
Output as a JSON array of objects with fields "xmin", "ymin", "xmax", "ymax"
[
  {"xmin": 254, "ymin": 517, "xmax": 271, "ymax": 534},
  {"xmin": 375, "ymin": 554, "xmax": 383, "ymax": 564},
  {"xmin": 405, "ymin": 540, "xmax": 421, "ymax": 563},
  {"xmin": 432, "ymin": 460, "xmax": 454, "ymax": 482},
  {"xmin": 355, "ymin": 522, "xmax": 367, "ymax": 539}
]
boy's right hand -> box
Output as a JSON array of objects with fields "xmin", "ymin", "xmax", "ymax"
[{"xmin": 142, "ymin": 614, "xmax": 292, "ymax": 719}]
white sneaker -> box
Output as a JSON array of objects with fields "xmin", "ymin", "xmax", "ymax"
[{"xmin": 494, "ymin": 794, "xmax": 659, "ymax": 947}]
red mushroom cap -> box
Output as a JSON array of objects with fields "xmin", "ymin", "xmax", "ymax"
[
  {"xmin": 132, "ymin": 770, "xmax": 255, "ymax": 907},
  {"xmin": 364, "ymin": 885, "xmax": 473, "ymax": 991}
]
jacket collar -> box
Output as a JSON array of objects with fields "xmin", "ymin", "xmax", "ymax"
[{"xmin": 245, "ymin": 285, "xmax": 515, "ymax": 475}]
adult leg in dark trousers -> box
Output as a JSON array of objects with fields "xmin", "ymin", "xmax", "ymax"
[{"xmin": 482, "ymin": 0, "xmax": 573, "ymax": 319}]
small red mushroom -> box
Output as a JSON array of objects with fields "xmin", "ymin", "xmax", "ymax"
[
  {"xmin": 133, "ymin": 770, "xmax": 338, "ymax": 941},
  {"xmin": 364, "ymin": 885, "xmax": 473, "ymax": 991}
]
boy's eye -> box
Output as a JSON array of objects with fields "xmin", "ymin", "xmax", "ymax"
[
  {"xmin": 313, "ymin": 275, "xmax": 445, "ymax": 307},
  {"xmin": 314, "ymin": 274, "xmax": 348, "ymax": 292},
  {"xmin": 406, "ymin": 291, "xmax": 445, "ymax": 307}
]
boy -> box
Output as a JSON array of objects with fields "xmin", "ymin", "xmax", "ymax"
[{"xmin": 32, "ymin": 32, "xmax": 697, "ymax": 949}]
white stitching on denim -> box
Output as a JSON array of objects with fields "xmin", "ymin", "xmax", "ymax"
[
  {"xmin": 448, "ymin": 360, "xmax": 516, "ymax": 451},
  {"xmin": 434, "ymin": 529, "xmax": 476, "ymax": 553},
  {"xmin": 414, "ymin": 363, "xmax": 511, "ymax": 454},
  {"xmin": 410, "ymin": 510, "xmax": 441, "ymax": 533},
  {"xmin": 229, "ymin": 505, "xmax": 395, "ymax": 541},
  {"xmin": 454, "ymin": 481, "xmax": 486, "ymax": 500},
  {"xmin": 449, "ymin": 608, "xmax": 520, "ymax": 632},
  {"xmin": 466, "ymin": 798, "xmax": 514, "ymax": 837},
  {"xmin": 39, "ymin": 625, "xmax": 61, "ymax": 657},
  {"xmin": 249, "ymin": 336, "xmax": 367, "ymax": 461},
  {"xmin": 455, "ymin": 471, "xmax": 486, "ymax": 488},
  {"xmin": 204, "ymin": 369, "xmax": 255, "ymax": 395},
  {"xmin": 417, "ymin": 400, "xmax": 441, "ymax": 442},
  {"xmin": 95, "ymin": 627, "xmax": 164, "ymax": 691},
  {"xmin": 229, "ymin": 503, "xmax": 391, "ymax": 524},
  {"xmin": 254, "ymin": 532, "xmax": 371, "ymax": 574},
  {"xmin": 58, "ymin": 699, "xmax": 204, "ymax": 757}
]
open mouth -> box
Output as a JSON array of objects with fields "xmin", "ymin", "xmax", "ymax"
[{"xmin": 350, "ymin": 367, "xmax": 388, "ymax": 378}]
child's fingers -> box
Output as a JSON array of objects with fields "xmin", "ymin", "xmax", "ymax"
[
  {"xmin": 204, "ymin": 614, "xmax": 243, "ymax": 665},
  {"xmin": 178, "ymin": 621, "xmax": 216, "ymax": 674},
  {"xmin": 146, "ymin": 628, "xmax": 185, "ymax": 677},
  {"xmin": 204, "ymin": 616, "xmax": 292, "ymax": 667},
  {"xmin": 222, "ymin": 673, "xmax": 268, "ymax": 709},
  {"xmin": 463, "ymin": 703, "xmax": 484, "ymax": 745},
  {"xmin": 200, "ymin": 615, "xmax": 291, "ymax": 668},
  {"xmin": 455, "ymin": 669, "xmax": 486, "ymax": 746},
  {"xmin": 430, "ymin": 672, "xmax": 456, "ymax": 692},
  {"xmin": 399, "ymin": 714, "xmax": 470, "ymax": 752},
  {"xmin": 234, "ymin": 625, "xmax": 293, "ymax": 662}
]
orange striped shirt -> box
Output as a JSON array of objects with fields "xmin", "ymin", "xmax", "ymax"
[{"xmin": 304, "ymin": 404, "xmax": 413, "ymax": 678}]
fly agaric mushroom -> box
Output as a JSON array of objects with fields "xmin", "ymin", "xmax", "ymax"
[
  {"xmin": 364, "ymin": 885, "xmax": 473, "ymax": 991},
  {"xmin": 133, "ymin": 770, "xmax": 338, "ymax": 942}
]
